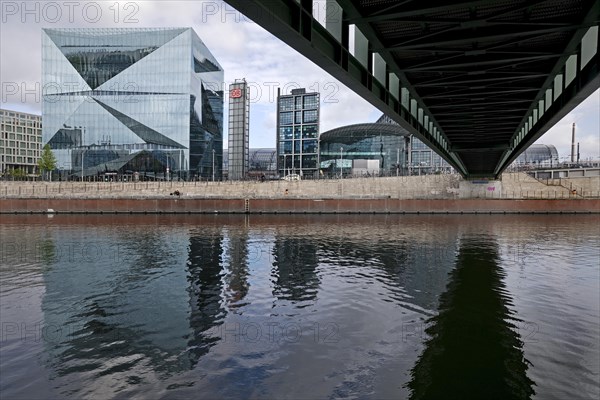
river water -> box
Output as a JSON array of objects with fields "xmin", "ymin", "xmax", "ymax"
[{"xmin": 1, "ymin": 214, "xmax": 598, "ymax": 399}]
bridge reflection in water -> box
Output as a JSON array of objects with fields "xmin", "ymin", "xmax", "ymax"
[{"xmin": 408, "ymin": 235, "xmax": 535, "ymax": 400}]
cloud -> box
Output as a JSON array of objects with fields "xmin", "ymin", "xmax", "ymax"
[{"xmin": 535, "ymin": 89, "xmax": 600, "ymax": 160}]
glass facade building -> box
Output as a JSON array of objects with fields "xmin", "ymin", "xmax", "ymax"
[
  {"xmin": 223, "ymin": 148, "xmax": 277, "ymax": 179},
  {"xmin": 319, "ymin": 123, "xmax": 409, "ymax": 176},
  {"xmin": 228, "ymin": 79, "xmax": 250, "ymax": 180},
  {"xmin": 42, "ymin": 28, "xmax": 224, "ymax": 180},
  {"xmin": 1, "ymin": 109, "xmax": 42, "ymax": 176},
  {"xmin": 277, "ymin": 88, "xmax": 319, "ymax": 178},
  {"xmin": 377, "ymin": 115, "xmax": 453, "ymax": 174},
  {"xmin": 513, "ymin": 144, "xmax": 559, "ymax": 168}
]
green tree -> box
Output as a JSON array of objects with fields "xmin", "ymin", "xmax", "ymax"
[
  {"xmin": 9, "ymin": 168, "xmax": 26, "ymax": 180},
  {"xmin": 38, "ymin": 144, "xmax": 57, "ymax": 181}
]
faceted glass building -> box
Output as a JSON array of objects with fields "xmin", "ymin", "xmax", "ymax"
[
  {"xmin": 42, "ymin": 28, "xmax": 224, "ymax": 180},
  {"xmin": 277, "ymin": 88, "xmax": 319, "ymax": 178}
]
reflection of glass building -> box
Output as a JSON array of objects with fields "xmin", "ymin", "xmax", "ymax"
[
  {"xmin": 319, "ymin": 123, "xmax": 409, "ymax": 176},
  {"xmin": 228, "ymin": 79, "xmax": 250, "ymax": 180},
  {"xmin": 513, "ymin": 144, "xmax": 559, "ymax": 168},
  {"xmin": 42, "ymin": 28, "xmax": 224, "ymax": 180},
  {"xmin": 276, "ymin": 88, "xmax": 320, "ymax": 178},
  {"xmin": 272, "ymin": 238, "xmax": 320, "ymax": 303}
]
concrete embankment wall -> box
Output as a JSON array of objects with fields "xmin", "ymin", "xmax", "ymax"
[
  {"xmin": 1, "ymin": 198, "xmax": 598, "ymax": 214},
  {"xmin": 1, "ymin": 173, "xmax": 599, "ymax": 213},
  {"xmin": 0, "ymin": 175, "xmax": 462, "ymax": 200},
  {"xmin": 2, "ymin": 173, "xmax": 599, "ymax": 200}
]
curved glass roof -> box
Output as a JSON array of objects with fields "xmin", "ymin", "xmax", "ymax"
[
  {"xmin": 515, "ymin": 144, "xmax": 559, "ymax": 164},
  {"xmin": 320, "ymin": 123, "xmax": 409, "ymax": 144}
]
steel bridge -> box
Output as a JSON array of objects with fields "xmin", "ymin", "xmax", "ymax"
[{"xmin": 222, "ymin": 0, "xmax": 599, "ymax": 178}]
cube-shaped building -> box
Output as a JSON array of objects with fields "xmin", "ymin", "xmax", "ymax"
[{"xmin": 42, "ymin": 28, "xmax": 223, "ymax": 180}]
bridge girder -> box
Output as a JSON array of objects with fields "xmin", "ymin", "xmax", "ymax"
[{"xmin": 222, "ymin": 0, "xmax": 599, "ymax": 179}]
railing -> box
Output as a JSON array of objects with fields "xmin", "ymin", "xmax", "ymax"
[{"xmin": 530, "ymin": 176, "xmax": 587, "ymax": 198}]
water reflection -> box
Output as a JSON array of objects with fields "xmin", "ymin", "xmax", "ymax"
[
  {"xmin": 40, "ymin": 228, "xmax": 194, "ymax": 394},
  {"xmin": 408, "ymin": 235, "xmax": 535, "ymax": 399},
  {"xmin": 224, "ymin": 227, "xmax": 250, "ymax": 309},
  {"xmin": 2, "ymin": 215, "xmax": 597, "ymax": 399},
  {"xmin": 272, "ymin": 238, "xmax": 320, "ymax": 304},
  {"xmin": 186, "ymin": 230, "xmax": 226, "ymax": 367}
]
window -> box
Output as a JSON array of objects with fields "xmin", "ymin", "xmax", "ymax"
[
  {"xmin": 295, "ymin": 111, "xmax": 302, "ymax": 124},
  {"xmin": 303, "ymin": 94, "xmax": 318, "ymax": 109},
  {"xmin": 303, "ymin": 110, "xmax": 318, "ymax": 123},
  {"xmin": 303, "ymin": 140, "xmax": 317, "ymax": 153},
  {"xmin": 302, "ymin": 125, "xmax": 318, "ymax": 138},
  {"xmin": 302, "ymin": 155, "xmax": 317, "ymax": 168},
  {"xmin": 279, "ymin": 126, "xmax": 293, "ymax": 140},
  {"xmin": 281, "ymin": 141, "xmax": 292, "ymax": 154},
  {"xmin": 279, "ymin": 112, "xmax": 293, "ymax": 125},
  {"xmin": 295, "ymin": 96, "xmax": 302, "ymax": 109},
  {"xmin": 412, "ymin": 138, "xmax": 428, "ymax": 150},
  {"xmin": 279, "ymin": 97, "xmax": 294, "ymax": 111}
]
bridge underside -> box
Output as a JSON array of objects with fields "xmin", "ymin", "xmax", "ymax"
[{"xmin": 223, "ymin": 0, "xmax": 599, "ymax": 178}]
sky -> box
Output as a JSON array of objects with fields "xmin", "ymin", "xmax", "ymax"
[{"xmin": 1, "ymin": 0, "xmax": 598, "ymax": 160}]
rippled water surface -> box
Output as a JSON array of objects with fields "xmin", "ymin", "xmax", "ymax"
[{"xmin": 1, "ymin": 215, "xmax": 598, "ymax": 399}]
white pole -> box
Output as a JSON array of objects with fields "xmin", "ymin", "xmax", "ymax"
[
  {"xmin": 212, "ymin": 149, "xmax": 215, "ymax": 182},
  {"xmin": 81, "ymin": 127, "xmax": 84, "ymax": 181},
  {"xmin": 396, "ymin": 147, "xmax": 400, "ymax": 177}
]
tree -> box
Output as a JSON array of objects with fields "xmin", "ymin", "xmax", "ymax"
[{"xmin": 38, "ymin": 144, "xmax": 57, "ymax": 181}]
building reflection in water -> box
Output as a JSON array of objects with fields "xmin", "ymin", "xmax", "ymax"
[
  {"xmin": 186, "ymin": 229, "xmax": 227, "ymax": 367},
  {"xmin": 407, "ymin": 235, "xmax": 535, "ymax": 400},
  {"xmin": 271, "ymin": 238, "xmax": 320, "ymax": 304},
  {"xmin": 223, "ymin": 226, "xmax": 250, "ymax": 309},
  {"xmin": 40, "ymin": 228, "xmax": 194, "ymax": 394}
]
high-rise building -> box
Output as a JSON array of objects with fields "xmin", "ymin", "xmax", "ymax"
[
  {"xmin": 228, "ymin": 79, "xmax": 250, "ymax": 180},
  {"xmin": 1, "ymin": 109, "xmax": 42, "ymax": 176},
  {"xmin": 42, "ymin": 28, "xmax": 224, "ymax": 180},
  {"xmin": 276, "ymin": 88, "xmax": 320, "ymax": 178}
]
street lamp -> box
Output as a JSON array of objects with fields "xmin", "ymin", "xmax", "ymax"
[
  {"xmin": 212, "ymin": 149, "xmax": 215, "ymax": 182},
  {"xmin": 340, "ymin": 147, "xmax": 343, "ymax": 179},
  {"xmin": 396, "ymin": 147, "xmax": 400, "ymax": 177},
  {"xmin": 81, "ymin": 127, "xmax": 85, "ymax": 182}
]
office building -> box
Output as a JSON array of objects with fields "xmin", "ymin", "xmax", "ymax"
[
  {"xmin": 276, "ymin": 88, "xmax": 320, "ymax": 178},
  {"xmin": 0, "ymin": 109, "xmax": 42, "ymax": 176},
  {"xmin": 228, "ymin": 79, "xmax": 250, "ymax": 180},
  {"xmin": 42, "ymin": 28, "xmax": 224, "ymax": 180}
]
